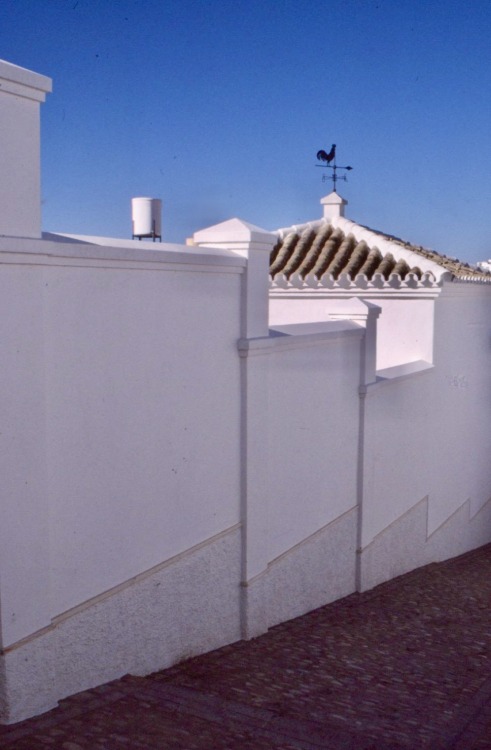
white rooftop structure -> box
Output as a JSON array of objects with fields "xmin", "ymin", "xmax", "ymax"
[{"xmin": 0, "ymin": 59, "xmax": 52, "ymax": 238}]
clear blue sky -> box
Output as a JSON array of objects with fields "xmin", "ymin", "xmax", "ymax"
[{"xmin": 1, "ymin": 0, "xmax": 490, "ymax": 262}]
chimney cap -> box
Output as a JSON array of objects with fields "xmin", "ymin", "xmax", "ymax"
[
  {"xmin": 0, "ymin": 58, "xmax": 52, "ymax": 102},
  {"xmin": 320, "ymin": 191, "xmax": 348, "ymax": 220}
]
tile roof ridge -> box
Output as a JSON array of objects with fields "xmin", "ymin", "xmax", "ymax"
[{"xmin": 275, "ymin": 218, "xmax": 326, "ymax": 240}]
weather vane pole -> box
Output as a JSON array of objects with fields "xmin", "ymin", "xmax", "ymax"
[{"xmin": 316, "ymin": 144, "xmax": 353, "ymax": 192}]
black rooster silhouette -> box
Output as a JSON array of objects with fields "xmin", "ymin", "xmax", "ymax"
[{"xmin": 317, "ymin": 144, "xmax": 336, "ymax": 164}]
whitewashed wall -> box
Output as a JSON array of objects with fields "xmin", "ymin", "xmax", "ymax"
[
  {"xmin": 3, "ymin": 56, "xmax": 491, "ymax": 728},
  {"xmin": 45, "ymin": 263, "xmax": 242, "ymax": 616},
  {"xmin": 237, "ymin": 322, "xmax": 363, "ymax": 635},
  {"xmin": 359, "ymin": 282, "xmax": 491, "ymax": 589},
  {"xmin": 270, "ymin": 292, "xmax": 437, "ymax": 369},
  {"xmin": 0, "ymin": 239, "xmax": 246, "ymax": 722},
  {"xmin": 2, "ymin": 234, "xmax": 491, "ymax": 724},
  {"xmin": 266, "ymin": 328, "xmax": 360, "ymax": 559},
  {"xmin": 264, "ymin": 325, "xmax": 362, "ymax": 624}
]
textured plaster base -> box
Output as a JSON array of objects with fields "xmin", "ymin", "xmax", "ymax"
[
  {"xmin": 240, "ymin": 577, "xmax": 269, "ymax": 641},
  {"xmin": 1, "ymin": 630, "xmax": 57, "ymax": 724},
  {"xmin": 0, "ymin": 527, "xmax": 241, "ymax": 725},
  {"xmin": 241, "ymin": 509, "xmax": 357, "ymax": 637},
  {"xmin": 359, "ymin": 496, "xmax": 491, "ymax": 592},
  {"xmin": 266, "ymin": 509, "xmax": 357, "ymax": 629}
]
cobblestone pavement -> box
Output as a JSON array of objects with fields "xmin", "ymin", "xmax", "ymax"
[{"xmin": 1, "ymin": 544, "xmax": 491, "ymax": 749}]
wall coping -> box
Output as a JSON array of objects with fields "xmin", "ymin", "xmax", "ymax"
[
  {"xmin": 238, "ymin": 320, "xmax": 363, "ymax": 356},
  {"xmin": 193, "ymin": 217, "xmax": 275, "ymax": 247},
  {"xmin": 270, "ymin": 275, "xmax": 442, "ymax": 298},
  {"xmin": 361, "ymin": 359, "xmax": 434, "ymax": 394},
  {"xmin": 0, "ymin": 234, "xmax": 246, "ymax": 272}
]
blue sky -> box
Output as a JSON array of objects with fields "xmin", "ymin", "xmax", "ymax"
[{"xmin": 1, "ymin": 0, "xmax": 490, "ymax": 262}]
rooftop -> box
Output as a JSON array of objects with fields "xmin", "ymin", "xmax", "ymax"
[{"xmin": 270, "ymin": 194, "xmax": 491, "ymax": 288}]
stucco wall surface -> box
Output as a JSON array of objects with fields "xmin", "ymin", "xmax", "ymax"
[
  {"xmin": 0, "ymin": 244, "xmax": 244, "ymax": 654},
  {"xmin": 267, "ymin": 333, "xmax": 360, "ymax": 560},
  {"xmin": 264, "ymin": 508, "xmax": 357, "ymax": 629},
  {"xmin": 237, "ymin": 323, "xmax": 362, "ymax": 634},
  {"xmin": 270, "ymin": 294, "xmax": 436, "ymax": 370},
  {"xmin": 359, "ymin": 283, "xmax": 491, "ymax": 586},
  {"xmin": 1, "ymin": 526, "xmax": 241, "ymax": 724},
  {"xmin": 2, "ymin": 233, "xmax": 491, "ymax": 724},
  {"xmin": 44, "ymin": 264, "xmax": 242, "ymax": 618},
  {"xmin": 0, "ymin": 266, "xmax": 51, "ymax": 643}
]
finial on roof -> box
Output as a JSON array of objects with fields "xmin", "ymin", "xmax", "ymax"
[
  {"xmin": 315, "ymin": 144, "xmax": 353, "ymax": 192},
  {"xmin": 321, "ymin": 191, "xmax": 348, "ymax": 220}
]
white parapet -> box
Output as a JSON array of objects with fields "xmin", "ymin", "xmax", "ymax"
[
  {"xmin": 193, "ymin": 217, "xmax": 277, "ymax": 339},
  {"xmin": 0, "ymin": 59, "xmax": 52, "ymax": 238}
]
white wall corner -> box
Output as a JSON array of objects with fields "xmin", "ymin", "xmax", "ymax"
[
  {"xmin": 193, "ymin": 218, "xmax": 277, "ymax": 338},
  {"xmin": 329, "ymin": 298, "xmax": 381, "ymax": 385},
  {"xmin": 320, "ymin": 191, "xmax": 348, "ymax": 220},
  {"xmin": 0, "ymin": 59, "xmax": 52, "ymax": 238}
]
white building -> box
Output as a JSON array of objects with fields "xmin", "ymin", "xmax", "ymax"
[
  {"xmin": 268, "ymin": 190, "xmax": 491, "ymax": 370},
  {"xmin": 1, "ymin": 58, "xmax": 491, "ymax": 724}
]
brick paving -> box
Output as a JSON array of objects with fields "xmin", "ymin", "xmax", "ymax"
[{"xmin": 1, "ymin": 544, "xmax": 491, "ymax": 749}]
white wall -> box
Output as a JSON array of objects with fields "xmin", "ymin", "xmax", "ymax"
[
  {"xmin": 237, "ymin": 322, "xmax": 363, "ymax": 635},
  {"xmin": 267, "ymin": 329, "xmax": 360, "ymax": 559},
  {"xmin": 3, "ymin": 55, "xmax": 490, "ymax": 726},
  {"xmin": 2, "ymin": 230, "xmax": 491, "ymax": 723},
  {"xmin": 359, "ymin": 282, "xmax": 491, "ymax": 588},
  {"xmin": 0, "ymin": 59, "xmax": 51, "ymax": 237},
  {"xmin": 270, "ymin": 292, "xmax": 437, "ymax": 369},
  {"xmin": 431, "ymin": 283, "xmax": 491, "ymax": 523},
  {"xmin": 0, "ymin": 240, "xmax": 245, "ymax": 651},
  {"xmin": 45, "ymin": 264, "xmax": 242, "ymax": 616},
  {"xmin": 0, "ymin": 266, "xmax": 51, "ymax": 644}
]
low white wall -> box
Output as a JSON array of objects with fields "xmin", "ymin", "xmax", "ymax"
[
  {"xmin": 433, "ymin": 284, "xmax": 491, "ymax": 520},
  {"xmin": 4, "ymin": 56, "xmax": 489, "ymax": 727},
  {"xmin": 2, "ymin": 231, "xmax": 491, "ymax": 724},
  {"xmin": 0, "ymin": 237, "xmax": 246, "ymax": 722},
  {"xmin": 239, "ymin": 322, "xmax": 363, "ymax": 634},
  {"xmin": 267, "ymin": 327, "xmax": 360, "ymax": 560},
  {"xmin": 2, "ymin": 526, "xmax": 241, "ymax": 724},
  {"xmin": 270, "ymin": 293, "xmax": 437, "ymax": 370},
  {"xmin": 45, "ymin": 263, "xmax": 242, "ymax": 617},
  {"xmin": 359, "ymin": 282, "xmax": 491, "ymax": 588}
]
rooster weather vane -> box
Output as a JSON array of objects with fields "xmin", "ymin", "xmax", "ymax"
[{"xmin": 316, "ymin": 144, "xmax": 353, "ymax": 191}]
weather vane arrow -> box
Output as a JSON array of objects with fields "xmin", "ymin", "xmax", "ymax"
[{"xmin": 316, "ymin": 144, "xmax": 353, "ymax": 192}]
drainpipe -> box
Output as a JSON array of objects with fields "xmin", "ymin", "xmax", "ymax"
[{"xmin": 193, "ymin": 218, "xmax": 277, "ymax": 637}]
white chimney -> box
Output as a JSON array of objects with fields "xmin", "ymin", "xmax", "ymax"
[
  {"xmin": 320, "ymin": 191, "xmax": 348, "ymax": 220},
  {"xmin": 0, "ymin": 59, "xmax": 52, "ymax": 238}
]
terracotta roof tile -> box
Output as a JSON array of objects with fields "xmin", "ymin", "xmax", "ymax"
[{"xmin": 270, "ymin": 219, "xmax": 490, "ymax": 285}]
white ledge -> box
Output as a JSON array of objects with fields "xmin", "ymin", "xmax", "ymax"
[
  {"xmin": 362, "ymin": 360, "xmax": 434, "ymax": 393},
  {"xmin": 238, "ymin": 320, "xmax": 363, "ymax": 356}
]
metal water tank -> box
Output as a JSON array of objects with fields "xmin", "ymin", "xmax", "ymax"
[{"xmin": 131, "ymin": 197, "xmax": 162, "ymax": 241}]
